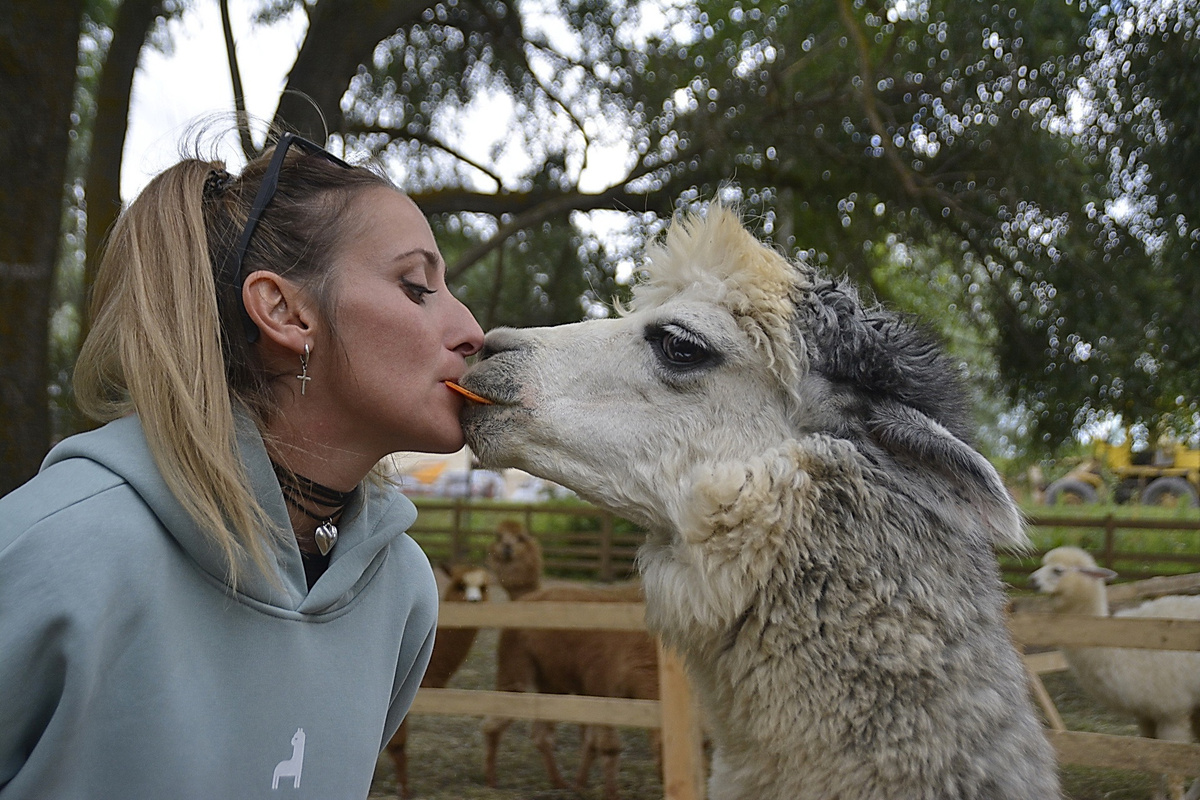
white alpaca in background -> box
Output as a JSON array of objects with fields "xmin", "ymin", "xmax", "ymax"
[
  {"xmin": 1031, "ymin": 546, "xmax": 1200, "ymax": 800},
  {"xmin": 460, "ymin": 204, "xmax": 1059, "ymax": 799}
]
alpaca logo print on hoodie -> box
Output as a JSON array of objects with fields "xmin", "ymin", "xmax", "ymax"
[{"xmin": 272, "ymin": 728, "xmax": 305, "ymax": 789}]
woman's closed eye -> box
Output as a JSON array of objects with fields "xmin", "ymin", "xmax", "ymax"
[{"xmin": 401, "ymin": 280, "xmax": 437, "ymax": 304}]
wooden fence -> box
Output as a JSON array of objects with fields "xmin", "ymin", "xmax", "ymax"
[
  {"xmin": 1012, "ymin": 570, "xmax": 1200, "ymax": 779},
  {"xmin": 408, "ymin": 583, "xmax": 1200, "ymax": 799},
  {"xmin": 406, "ymin": 501, "xmax": 1200, "ymax": 795},
  {"xmin": 409, "ymin": 499, "xmax": 1200, "ymax": 583},
  {"xmin": 408, "ymin": 601, "xmax": 707, "ymax": 800},
  {"xmin": 1016, "ymin": 513, "xmax": 1200, "ymax": 580},
  {"xmin": 409, "ymin": 499, "xmax": 643, "ymax": 580}
]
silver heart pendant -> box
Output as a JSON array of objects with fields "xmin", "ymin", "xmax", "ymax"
[{"xmin": 315, "ymin": 521, "xmax": 338, "ymax": 556}]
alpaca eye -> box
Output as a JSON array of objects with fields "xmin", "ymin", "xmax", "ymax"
[{"xmin": 648, "ymin": 324, "xmax": 711, "ymax": 368}]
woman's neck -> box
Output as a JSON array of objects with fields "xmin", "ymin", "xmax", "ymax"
[
  {"xmin": 264, "ymin": 415, "xmax": 374, "ymax": 495},
  {"xmin": 266, "ymin": 446, "xmax": 368, "ymax": 556}
]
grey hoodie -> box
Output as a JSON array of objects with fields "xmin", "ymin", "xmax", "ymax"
[{"xmin": 0, "ymin": 414, "xmax": 437, "ymax": 799}]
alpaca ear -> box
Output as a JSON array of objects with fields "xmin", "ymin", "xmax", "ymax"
[
  {"xmin": 801, "ymin": 281, "xmax": 972, "ymax": 441},
  {"xmin": 1081, "ymin": 566, "xmax": 1118, "ymax": 582},
  {"xmin": 868, "ymin": 401, "xmax": 1026, "ymax": 549}
]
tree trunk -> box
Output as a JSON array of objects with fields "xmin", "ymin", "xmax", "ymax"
[
  {"xmin": 0, "ymin": 2, "xmax": 85, "ymax": 495},
  {"xmin": 83, "ymin": 0, "xmax": 162, "ymax": 316},
  {"xmin": 272, "ymin": 0, "xmax": 439, "ymax": 141}
]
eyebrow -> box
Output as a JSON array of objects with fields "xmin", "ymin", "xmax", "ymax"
[
  {"xmin": 393, "ymin": 247, "xmax": 446, "ymax": 278},
  {"xmin": 394, "ymin": 247, "xmax": 443, "ymax": 269}
]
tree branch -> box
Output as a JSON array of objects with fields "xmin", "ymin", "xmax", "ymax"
[
  {"xmin": 522, "ymin": 41, "xmax": 594, "ymax": 154},
  {"xmin": 273, "ymin": 0, "xmax": 440, "ymax": 140},
  {"xmin": 219, "ymin": 0, "xmax": 256, "ymax": 160},
  {"xmin": 345, "ymin": 124, "xmax": 507, "ymax": 188},
  {"xmin": 439, "ymin": 146, "xmax": 695, "ymax": 281},
  {"xmin": 837, "ymin": 0, "xmax": 920, "ymax": 197},
  {"xmin": 442, "ymin": 184, "xmax": 651, "ymax": 283}
]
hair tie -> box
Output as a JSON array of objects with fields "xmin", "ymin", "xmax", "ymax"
[{"xmin": 203, "ymin": 168, "xmax": 233, "ymax": 202}]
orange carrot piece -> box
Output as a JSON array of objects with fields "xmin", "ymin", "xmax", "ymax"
[{"xmin": 444, "ymin": 380, "xmax": 493, "ymax": 404}]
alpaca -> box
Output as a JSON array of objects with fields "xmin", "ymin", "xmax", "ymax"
[
  {"xmin": 459, "ymin": 203, "xmax": 1060, "ymax": 799},
  {"xmin": 482, "ymin": 522, "xmax": 659, "ymax": 799},
  {"xmin": 386, "ymin": 562, "xmax": 489, "ymax": 799},
  {"xmin": 484, "ymin": 584, "xmax": 660, "ymax": 800},
  {"xmin": 486, "ymin": 519, "xmax": 542, "ymax": 600},
  {"xmin": 1030, "ymin": 546, "xmax": 1200, "ymax": 800}
]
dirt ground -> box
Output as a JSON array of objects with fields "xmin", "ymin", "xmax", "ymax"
[{"xmin": 368, "ymin": 621, "xmax": 1177, "ymax": 800}]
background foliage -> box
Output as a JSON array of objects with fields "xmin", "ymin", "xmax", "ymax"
[{"xmin": 4, "ymin": 0, "xmax": 1200, "ymax": 493}]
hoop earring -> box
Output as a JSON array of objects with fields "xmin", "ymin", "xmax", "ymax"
[{"xmin": 296, "ymin": 343, "xmax": 312, "ymax": 395}]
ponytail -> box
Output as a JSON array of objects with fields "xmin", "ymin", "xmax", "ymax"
[{"xmin": 74, "ymin": 159, "xmax": 280, "ymax": 587}]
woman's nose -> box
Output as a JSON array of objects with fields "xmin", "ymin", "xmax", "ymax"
[{"xmin": 450, "ymin": 298, "xmax": 485, "ymax": 357}]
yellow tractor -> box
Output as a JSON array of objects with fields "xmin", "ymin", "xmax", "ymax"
[{"xmin": 1043, "ymin": 439, "xmax": 1200, "ymax": 507}]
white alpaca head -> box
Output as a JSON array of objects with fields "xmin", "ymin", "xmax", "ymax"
[
  {"xmin": 1030, "ymin": 546, "xmax": 1117, "ymax": 613},
  {"xmin": 461, "ymin": 204, "xmax": 1022, "ymax": 547},
  {"xmin": 462, "ymin": 205, "xmax": 1055, "ymax": 798}
]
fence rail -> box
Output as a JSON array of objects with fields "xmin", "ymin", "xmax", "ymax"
[
  {"xmin": 410, "ymin": 589, "xmax": 1200, "ymax": 798},
  {"xmin": 410, "ymin": 499, "xmax": 1200, "ymax": 583},
  {"xmin": 410, "ymin": 601, "xmax": 706, "ymax": 800},
  {"xmin": 409, "ymin": 499, "xmax": 642, "ymax": 580},
  {"xmin": 407, "ymin": 500, "xmax": 1200, "ymax": 792},
  {"xmin": 1018, "ymin": 513, "xmax": 1200, "ymax": 580},
  {"xmin": 1009, "ymin": 613, "xmax": 1200, "ymax": 651}
]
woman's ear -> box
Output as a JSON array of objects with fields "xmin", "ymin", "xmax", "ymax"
[{"xmin": 242, "ymin": 270, "xmax": 316, "ymax": 352}]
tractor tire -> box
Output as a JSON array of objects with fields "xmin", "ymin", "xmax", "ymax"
[
  {"xmin": 1113, "ymin": 479, "xmax": 1140, "ymax": 505},
  {"xmin": 1044, "ymin": 477, "xmax": 1099, "ymax": 505},
  {"xmin": 1140, "ymin": 477, "xmax": 1200, "ymax": 508}
]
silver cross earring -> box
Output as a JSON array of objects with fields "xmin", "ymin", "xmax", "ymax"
[{"xmin": 296, "ymin": 343, "xmax": 312, "ymax": 395}]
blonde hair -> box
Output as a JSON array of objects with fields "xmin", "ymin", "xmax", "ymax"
[{"xmin": 74, "ymin": 139, "xmax": 395, "ymax": 586}]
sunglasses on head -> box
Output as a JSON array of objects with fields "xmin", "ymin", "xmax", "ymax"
[{"xmin": 229, "ymin": 131, "xmax": 353, "ymax": 343}]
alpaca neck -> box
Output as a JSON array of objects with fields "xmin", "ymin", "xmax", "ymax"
[
  {"xmin": 422, "ymin": 627, "xmax": 480, "ymax": 688},
  {"xmin": 505, "ymin": 577, "xmax": 541, "ymax": 600},
  {"xmin": 1054, "ymin": 584, "xmax": 1109, "ymax": 617}
]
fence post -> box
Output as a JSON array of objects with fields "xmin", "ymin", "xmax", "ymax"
[
  {"xmin": 600, "ymin": 512, "xmax": 614, "ymax": 582},
  {"xmin": 451, "ymin": 501, "xmax": 464, "ymax": 562},
  {"xmin": 658, "ymin": 644, "xmax": 706, "ymax": 800},
  {"xmin": 1102, "ymin": 513, "xmax": 1116, "ymax": 570}
]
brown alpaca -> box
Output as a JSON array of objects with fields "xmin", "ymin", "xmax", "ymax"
[
  {"xmin": 486, "ymin": 519, "xmax": 542, "ymax": 599},
  {"xmin": 482, "ymin": 523, "xmax": 660, "ymax": 800},
  {"xmin": 386, "ymin": 563, "xmax": 489, "ymax": 799}
]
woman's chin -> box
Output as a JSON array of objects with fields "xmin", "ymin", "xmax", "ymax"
[
  {"xmin": 384, "ymin": 421, "xmax": 465, "ymax": 458},
  {"xmin": 419, "ymin": 427, "xmax": 467, "ymax": 455}
]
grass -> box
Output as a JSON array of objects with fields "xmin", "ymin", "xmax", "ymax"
[
  {"xmin": 1000, "ymin": 502, "xmax": 1200, "ymax": 585},
  {"xmin": 1041, "ymin": 671, "xmax": 1163, "ymax": 800}
]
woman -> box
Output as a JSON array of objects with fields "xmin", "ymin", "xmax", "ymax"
[{"xmin": 0, "ymin": 132, "xmax": 484, "ymax": 798}]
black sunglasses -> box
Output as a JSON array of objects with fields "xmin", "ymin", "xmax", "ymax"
[{"xmin": 228, "ymin": 132, "xmax": 352, "ymax": 342}]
